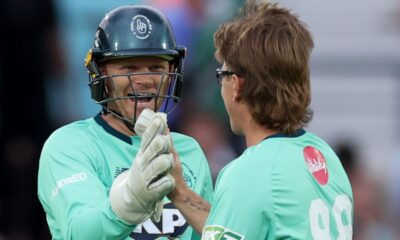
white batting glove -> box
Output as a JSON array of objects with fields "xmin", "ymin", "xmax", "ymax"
[
  {"xmin": 134, "ymin": 109, "xmax": 171, "ymax": 222},
  {"xmin": 109, "ymin": 110, "xmax": 174, "ymax": 225}
]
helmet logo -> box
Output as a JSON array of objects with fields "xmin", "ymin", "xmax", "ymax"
[{"xmin": 131, "ymin": 15, "xmax": 152, "ymax": 40}]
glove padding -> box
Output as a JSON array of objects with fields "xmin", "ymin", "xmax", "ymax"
[
  {"xmin": 135, "ymin": 110, "xmax": 171, "ymax": 222},
  {"xmin": 109, "ymin": 112, "xmax": 174, "ymax": 225}
]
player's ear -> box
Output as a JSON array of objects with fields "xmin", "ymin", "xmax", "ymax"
[{"xmin": 233, "ymin": 74, "xmax": 245, "ymax": 101}]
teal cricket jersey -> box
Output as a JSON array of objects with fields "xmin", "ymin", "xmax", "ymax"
[
  {"xmin": 202, "ymin": 129, "xmax": 353, "ymax": 240},
  {"xmin": 38, "ymin": 113, "xmax": 213, "ymax": 240}
]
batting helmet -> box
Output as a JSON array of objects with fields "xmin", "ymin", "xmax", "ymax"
[{"xmin": 85, "ymin": 5, "xmax": 185, "ymax": 122}]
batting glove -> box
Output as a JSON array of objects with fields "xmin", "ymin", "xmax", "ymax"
[{"xmin": 109, "ymin": 110, "xmax": 174, "ymax": 225}]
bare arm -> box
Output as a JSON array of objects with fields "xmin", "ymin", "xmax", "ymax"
[{"xmin": 167, "ymin": 148, "xmax": 211, "ymax": 235}]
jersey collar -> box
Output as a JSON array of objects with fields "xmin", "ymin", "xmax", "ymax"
[
  {"xmin": 94, "ymin": 113, "xmax": 133, "ymax": 145},
  {"xmin": 263, "ymin": 128, "xmax": 306, "ymax": 141}
]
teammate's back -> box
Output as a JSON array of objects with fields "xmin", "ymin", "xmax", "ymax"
[{"xmin": 207, "ymin": 130, "xmax": 353, "ymax": 239}]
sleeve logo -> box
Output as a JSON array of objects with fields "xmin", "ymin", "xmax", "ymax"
[
  {"xmin": 51, "ymin": 172, "xmax": 87, "ymax": 198},
  {"xmin": 202, "ymin": 225, "xmax": 244, "ymax": 240},
  {"xmin": 303, "ymin": 146, "xmax": 329, "ymax": 185}
]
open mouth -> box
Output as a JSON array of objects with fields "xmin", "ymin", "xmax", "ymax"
[{"xmin": 127, "ymin": 93, "xmax": 155, "ymax": 103}]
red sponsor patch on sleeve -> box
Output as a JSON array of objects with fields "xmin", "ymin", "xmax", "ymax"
[{"xmin": 303, "ymin": 146, "xmax": 329, "ymax": 185}]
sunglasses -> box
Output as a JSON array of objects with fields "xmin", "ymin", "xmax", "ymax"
[{"xmin": 215, "ymin": 68, "xmax": 240, "ymax": 85}]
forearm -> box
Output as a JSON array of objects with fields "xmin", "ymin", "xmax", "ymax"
[
  {"xmin": 168, "ymin": 186, "xmax": 211, "ymax": 235},
  {"xmin": 67, "ymin": 201, "xmax": 134, "ymax": 240}
]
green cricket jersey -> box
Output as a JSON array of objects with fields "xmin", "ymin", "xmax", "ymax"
[
  {"xmin": 38, "ymin": 113, "xmax": 213, "ymax": 240},
  {"xmin": 202, "ymin": 129, "xmax": 353, "ymax": 240}
]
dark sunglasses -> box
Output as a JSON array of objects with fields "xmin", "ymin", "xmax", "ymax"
[{"xmin": 215, "ymin": 68, "xmax": 240, "ymax": 85}]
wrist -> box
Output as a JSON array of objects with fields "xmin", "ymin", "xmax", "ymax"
[{"xmin": 167, "ymin": 181, "xmax": 190, "ymax": 204}]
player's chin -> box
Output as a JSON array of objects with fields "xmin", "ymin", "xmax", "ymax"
[{"xmin": 230, "ymin": 120, "xmax": 244, "ymax": 136}]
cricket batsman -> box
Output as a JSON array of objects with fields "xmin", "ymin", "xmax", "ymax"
[{"xmin": 38, "ymin": 5, "xmax": 213, "ymax": 239}]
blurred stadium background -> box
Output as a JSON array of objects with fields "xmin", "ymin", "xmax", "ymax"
[{"xmin": 0, "ymin": 0, "xmax": 399, "ymax": 239}]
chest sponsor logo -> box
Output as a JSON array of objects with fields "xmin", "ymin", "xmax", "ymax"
[
  {"xmin": 202, "ymin": 225, "xmax": 244, "ymax": 240},
  {"xmin": 303, "ymin": 146, "xmax": 329, "ymax": 185},
  {"xmin": 130, "ymin": 202, "xmax": 188, "ymax": 239}
]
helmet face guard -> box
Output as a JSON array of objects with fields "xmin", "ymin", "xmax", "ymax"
[
  {"xmin": 85, "ymin": 5, "xmax": 185, "ymax": 123},
  {"xmin": 88, "ymin": 71, "xmax": 183, "ymax": 124}
]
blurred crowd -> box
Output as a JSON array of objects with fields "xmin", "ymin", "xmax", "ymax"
[{"xmin": 0, "ymin": 0, "xmax": 399, "ymax": 239}]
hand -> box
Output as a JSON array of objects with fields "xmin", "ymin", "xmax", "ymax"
[
  {"xmin": 109, "ymin": 111, "xmax": 175, "ymax": 225},
  {"xmin": 135, "ymin": 110, "xmax": 171, "ymax": 223},
  {"xmin": 167, "ymin": 147, "xmax": 188, "ymax": 202},
  {"xmin": 167, "ymin": 147, "xmax": 211, "ymax": 235}
]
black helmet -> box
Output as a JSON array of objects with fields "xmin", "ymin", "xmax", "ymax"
[{"xmin": 85, "ymin": 5, "xmax": 185, "ymax": 122}]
